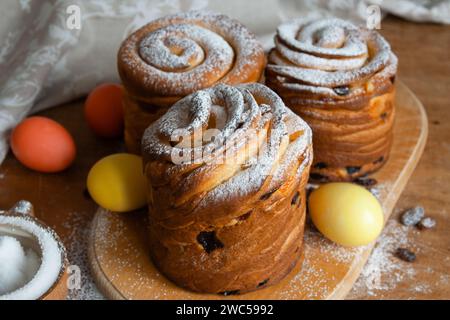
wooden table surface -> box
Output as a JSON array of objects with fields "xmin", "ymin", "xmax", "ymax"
[{"xmin": 0, "ymin": 16, "xmax": 449, "ymax": 300}]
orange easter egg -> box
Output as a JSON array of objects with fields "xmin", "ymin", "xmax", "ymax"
[
  {"xmin": 84, "ymin": 83, "xmax": 124, "ymax": 138},
  {"xmin": 10, "ymin": 116, "xmax": 76, "ymax": 173}
]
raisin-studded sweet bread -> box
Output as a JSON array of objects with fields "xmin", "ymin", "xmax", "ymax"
[
  {"xmin": 117, "ymin": 11, "xmax": 266, "ymax": 154},
  {"xmin": 142, "ymin": 83, "xmax": 313, "ymax": 294},
  {"xmin": 266, "ymin": 18, "xmax": 397, "ymax": 181}
]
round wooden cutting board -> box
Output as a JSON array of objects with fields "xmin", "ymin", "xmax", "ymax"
[{"xmin": 88, "ymin": 81, "xmax": 428, "ymax": 300}]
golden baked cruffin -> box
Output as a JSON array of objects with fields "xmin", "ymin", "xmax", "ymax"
[
  {"xmin": 266, "ymin": 18, "xmax": 398, "ymax": 181},
  {"xmin": 142, "ymin": 83, "xmax": 313, "ymax": 294},
  {"xmin": 117, "ymin": 11, "xmax": 266, "ymax": 154}
]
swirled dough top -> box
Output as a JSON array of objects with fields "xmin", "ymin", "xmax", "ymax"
[
  {"xmin": 142, "ymin": 83, "xmax": 312, "ymax": 207},
  {"xmin": 118, "ymin": 11, "xmax": 266, "ymax": 99},
  {"xmin": 267, "ymin": 18, "xmax": 397, "ymax": 97}
]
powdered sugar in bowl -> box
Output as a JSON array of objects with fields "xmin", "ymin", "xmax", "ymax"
[{"xmin": 0, "ymin": 201, "xmax": 68, "ymax": 300}]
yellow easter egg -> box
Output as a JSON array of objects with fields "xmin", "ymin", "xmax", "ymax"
[
  {"xmin": 87, "ymin": 153, "xmax": 147, "ymax": 212},
  {"xmin": 308, "ymin": 183, "xmax": 384, "ymax": 247}
]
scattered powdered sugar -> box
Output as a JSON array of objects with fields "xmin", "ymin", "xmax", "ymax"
[
  {"xmin": 275, "ymin": 222, "xmax": 365, "ymax": 299},
  {"xmin": 63, "ymin": 212, "xmax": 104, "ymax": 300},
  {"xmin": 439, "ymin": 274, "xmax": 449, "ymax": 286},
  {"xmin": 93, "ymin": 210, "xmax": 177, "ymax": 300},
  {"xmin": 351, "ymin": 219, "xmax": 417, "ymax": 296},
  {"xmin": 90, "ymin": 209, "xmax": 365, "ymax": 300},
  {"xmin": 84, "ymin": 205, "xmax": 443, "ymax": 300},
  {"xmin": 412, "ymin": 283, "xmax": 432, "ymax": 294},
  {"xmin": 369, "ymin": 182, "xmax": 388, "ymax": 204},
  {"xmin": 0, "ymin": 215, "xmax": 63, "ymax": 300}
]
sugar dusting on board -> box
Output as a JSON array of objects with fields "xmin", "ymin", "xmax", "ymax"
[
  {"xmin": 85, "ymin": 175, "xmax": 439, "ymax": 299},
  {"xmin": 91, "ymin": 209, "xmax": 369, "ymax": 299},
  {"xmin": 86, "ymin": 175, "xmax": 393, "ymax": 299},
  {"xmin": 89, "ymin": 202, "xmax": 443, "ymax": 300},
  {"xmin": 93, "ymin": 209, "xmax": 172, "ymax": 299},
  {"xmin": 63, "ymin": 212, "xmax": 104, "ymax": 300},
  {"xmin": 351, "ymin": 219, "xmax": 416, "ymax": 296},
  {"xmin": 349, "ymin": 208, "xmax": 449, "ymax": 298},
  {"xmin": 276, "ymin": 223, "xmax": 366, "ymax": 299}
]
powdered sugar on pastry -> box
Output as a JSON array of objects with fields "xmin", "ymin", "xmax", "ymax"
[
  {"xmin": 118, "ymin": 10, "xmax": 266, "ymax": 97},
  {"xmin": 142, "ymin": 83, "xmax": 313, "ymax": 293},
  {"xmin": 142, "ymin": 83, "xmax": 312, "ymax": 208},
  {"xmin": 266, "ymin": 18, "xmax": 398, "ymax": 98}
]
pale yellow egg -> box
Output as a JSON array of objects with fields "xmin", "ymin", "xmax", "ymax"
[
  {"xmin": 87, "ymin": 153, "xmax": 147, "ymax": 212},
  {"xmin": 308, "ymin": 183, "xmax": 384, "ymax": 247}
]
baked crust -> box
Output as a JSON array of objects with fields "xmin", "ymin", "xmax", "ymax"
[
  {"xmin": 265, "ymin": 18, "xmax": 398, "ymax": 181},
  {"xmin": 142, "ymin": 83, "xmax": 313, "ymax": 294},
  {"xmin": 118, "ymin": 11, "xmax": 266, "ymax": 154}
]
